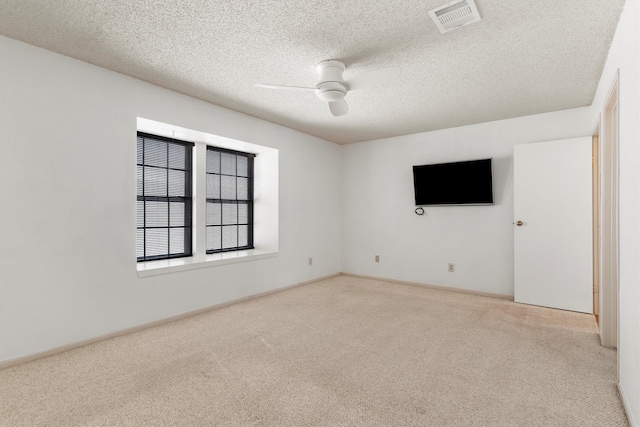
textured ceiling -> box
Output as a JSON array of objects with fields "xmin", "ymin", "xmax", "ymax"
[{"xmin": 0, "ymin": 0, "xmax": 625, "ymax": 144}]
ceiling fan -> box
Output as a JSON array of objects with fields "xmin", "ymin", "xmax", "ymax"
[{"xmin": 255, "ymin": 60, "xmax": 401, "ymax": 117}]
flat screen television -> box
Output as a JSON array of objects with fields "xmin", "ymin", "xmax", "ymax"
[{"xmin": 413, "ymin": 158, "xmax": 494, "ymax": 206}]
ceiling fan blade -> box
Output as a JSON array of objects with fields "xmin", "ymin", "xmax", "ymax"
[
  {"xmin": 345, "ymin": 66, "xmax": 401, "ymax": 91},
  {"xmin": 255, "ymin": 83, "xmax": 315, "ymax": 91},
  {"xmin": 329, "ymin": 99, "xmax": 348, "ymax": 116}
]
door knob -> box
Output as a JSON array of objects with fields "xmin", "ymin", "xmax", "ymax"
[{"xmin": 516, "ymin": 221, "xmax": 523, "ymax": 226}]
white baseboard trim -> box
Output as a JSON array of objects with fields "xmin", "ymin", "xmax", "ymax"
[
  {"xmin": 619, "ymin": 382, "xmax": 637, "ymax": 427},
  {"xmin": 0, "ymin": 273, "xmax": 340, "ymax": 371},
  {"xmin": 340, "ymin": 272, "xmax": 513, "ymax": 301}
]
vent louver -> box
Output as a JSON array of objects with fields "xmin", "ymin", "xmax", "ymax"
[{"xmin": 428, "ymin": 0, "xmax": 482, "ymax": 34}]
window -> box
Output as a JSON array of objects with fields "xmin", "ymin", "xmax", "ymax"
[
  {"xmin": 137, "ymin": 132, "xmax": 193, "ymax": 261},
  {"xmin": 135, "ymin": 118, "xmax": 278, "ymax": 276},
  {"xmin": 206, "ymin": 147, "xmax": 255, "ymax": 253}
]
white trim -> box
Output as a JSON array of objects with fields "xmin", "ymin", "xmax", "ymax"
[
  {"xmin": 618, "ymin": 383, "xmax": 636, "ymax": 427},
  {"xmin": 137, "ymin": 249, "xmax": 278, "ymax": 277},
  {"xmin": 340, "ymin": 272, "xmax": 513, "ymax": 300}
]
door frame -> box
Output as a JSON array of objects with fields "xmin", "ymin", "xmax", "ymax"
[
  {"xmin": 592, "ymin": 128, "xmax": 600, "ymax": 321},
  {"xmin": 597, "ymin": 72, "xmax": 620, "ymax": 352}
]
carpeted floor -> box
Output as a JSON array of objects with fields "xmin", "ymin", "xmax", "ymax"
[{"xmin": 0, "ymin": 275, "xmax": 628, "ymax": 426}]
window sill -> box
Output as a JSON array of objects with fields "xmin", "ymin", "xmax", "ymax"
[{"xmin": 136, "ymin": 249, "xmax": 278, "ymax": 278}]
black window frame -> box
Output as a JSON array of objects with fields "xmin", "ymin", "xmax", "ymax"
[
  {"xmin": 137, "ymin": 132, "xmax": 194, "ymax": 262},
  {"xmin": 205, "ymin": 146, "xmax": 255, "ymax": 254}
]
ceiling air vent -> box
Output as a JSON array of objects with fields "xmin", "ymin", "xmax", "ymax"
[{"xmin": 428, "ymin": 0, "xmax": 481, "ymax": 34}]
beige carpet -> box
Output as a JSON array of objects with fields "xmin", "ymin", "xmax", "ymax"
[{"xmin": 0, "ymin": 276, "xmax": 628, "ymax": 426}]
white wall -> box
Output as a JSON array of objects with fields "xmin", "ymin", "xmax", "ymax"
[
  {"xmin": 341, "ymin": 108, "xmax": 593, "ymax": 296},
  {"xmin": 0, "ymin": 35, "xmax": 342, "ymax": 363},
  {"xmin": 591, "ymin": 1, "xmax": 640, "ymax": 424}
]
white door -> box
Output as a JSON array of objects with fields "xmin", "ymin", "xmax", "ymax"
[{"xmin": 514, "ymin": 137, "xmax": 593, "ymax": 313}]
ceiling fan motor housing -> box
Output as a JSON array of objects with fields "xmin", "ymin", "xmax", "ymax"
[{"xmin": 315, "ymin": 60, "xmax": 347, "ymax": 101}]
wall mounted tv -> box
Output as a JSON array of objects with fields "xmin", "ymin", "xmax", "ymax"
[{"xmin": 413, "ymin": 158, "xmax": 494, "ymax": 206}]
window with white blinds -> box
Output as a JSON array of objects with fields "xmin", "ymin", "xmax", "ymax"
[
  {"xmin": 136, "ymin": 132, "xmax": 193, "ymax": 262},
  {"xmin": 206, "ymin": 147, "xmax": 255, "ymax": 253}
]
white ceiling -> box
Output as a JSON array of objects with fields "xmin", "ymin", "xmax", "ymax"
[{"xmin": 0, "ymin": 0, "xmax": 625, "ymax": 144}]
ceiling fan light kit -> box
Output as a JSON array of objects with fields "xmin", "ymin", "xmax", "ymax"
[
  {"xmin": 256, "ymin": 59, "xmax": 400, "ymax": 117},
  {"xmin": 317, "ymin": 88, "xmax": 346, "ymax": 102}
]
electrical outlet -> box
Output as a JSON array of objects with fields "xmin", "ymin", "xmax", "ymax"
[
  {"xmin": 448, "ymin": 263, "xmax": 455, "ymax": 272},
  {"xmin": 375, "ymin": 255, "xmax": 380, "ymax": 263},
  {"xmin": 308, "ymin": 257, "xmax": 313, "ymax": 266}
]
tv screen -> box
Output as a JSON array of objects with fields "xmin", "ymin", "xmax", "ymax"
[{"xmin": 413, "ymin": 158, "xmax": 493, "ymax": 206}]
